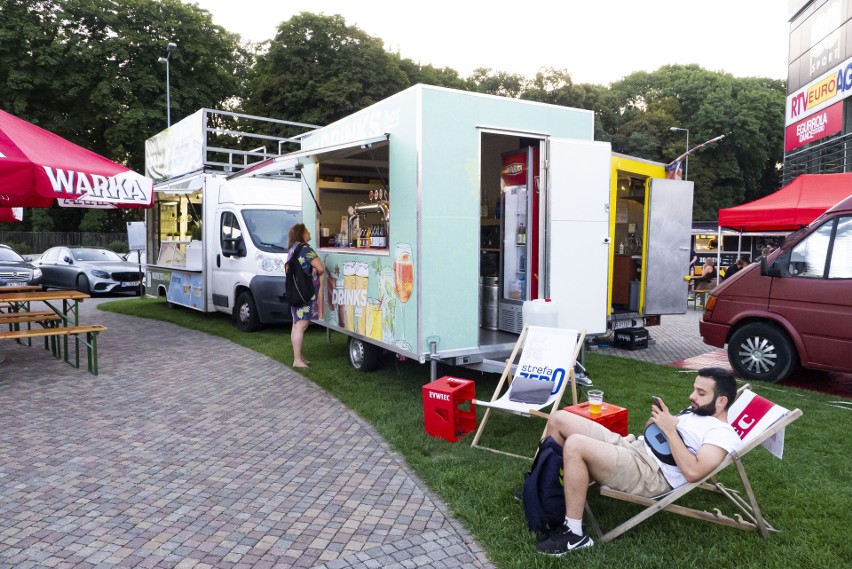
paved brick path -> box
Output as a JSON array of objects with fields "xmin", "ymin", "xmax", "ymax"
[{"xmin": 0, "ymin": 298, "xmax": 492, "ymax": 569}]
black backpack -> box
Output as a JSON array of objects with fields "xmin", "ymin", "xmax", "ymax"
[
  {"xmin": 285, "ymin": 243, "xmax": 315, "ymax": 307},
  {"xmin": 522, "ymin": 436, "xmax": 565, "ymax": 536}
]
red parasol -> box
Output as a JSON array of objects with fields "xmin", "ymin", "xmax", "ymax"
[
  {"xmin": 0, "ymin": 109, "xmax": 152, "ymax": 209},
  {"xmin": 0, "ymin": 207, "xmax": 23, "ymax": 222}
]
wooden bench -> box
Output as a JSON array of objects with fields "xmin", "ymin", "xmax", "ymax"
[
  {"xmin": 0, "ymin": 324, "xmax": 108, "ymax": 375},
  {"xmin": 0, "ymin": 310, "xmax": 63, "ymax": 325},
  {"xmin": 0, "ymin": 311, "xmax": 65, "ymax": 349}
]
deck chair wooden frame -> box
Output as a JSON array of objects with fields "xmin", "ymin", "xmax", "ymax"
[
  {"xmin": 584, "ymin": 384, "xmax": 803, "ymax": 542},
  {"xmin": 470, "ymin": 326, "xmax": 586, "ymax": 460}
]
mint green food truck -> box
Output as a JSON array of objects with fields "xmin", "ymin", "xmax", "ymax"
[{"xmin": 233, "ymin": 85, "xmax": 694, "ymax": 376}]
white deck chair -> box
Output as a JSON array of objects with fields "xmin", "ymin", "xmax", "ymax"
[
  {"xmin": 470, "ymin": 326, "xmax": 586, "ymax": 459},
  {"xmin": 584, "ymin": 384, "xmax": 803, "ymax": 541}
]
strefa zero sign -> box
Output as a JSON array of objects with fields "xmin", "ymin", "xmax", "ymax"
[{"xmin": 786, "ymin": 54, "xmax": 852, "ymax": 127}]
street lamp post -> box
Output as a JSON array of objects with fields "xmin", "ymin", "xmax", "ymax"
[
  {"xmin": 158, "ymin": 42, "xmax": 177, "ymax": 127},
  {"xmin": 670, "ymin": 126, "xmax": 689, "ymax": 181}
]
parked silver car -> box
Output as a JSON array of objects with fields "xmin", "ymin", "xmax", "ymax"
[
  {"xmin": 34, "ymin": 247, "xmax": 143, "ymax": 295},
  {"xmin": 0, "ymin": 244, "xmax": 43, "ymax": 286}
]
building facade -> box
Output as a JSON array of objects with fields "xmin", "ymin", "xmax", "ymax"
[{"xmin": 785, "ymin": 0, "xmax": 852, "ymax": 185}]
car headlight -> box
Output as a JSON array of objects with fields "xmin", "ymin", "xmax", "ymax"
[
  {"xmin": 91, "ymin": 270, "xmax": 110, "ymax": 279},
  {"xmin": 32, "ymin": 268, "xmax": 42, "ymax": 279},
  {"xmin": 255, "ymin": 252, "xmax": 287, "ymax": 273}
]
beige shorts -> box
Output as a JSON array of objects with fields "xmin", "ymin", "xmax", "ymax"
[
  {"xmin": 580, "ymin": 418, "xmax": 672, "ymax": 497},
  {"xmin": 604, "ymin": 439, "xmax": 672, "ymax": 497}
]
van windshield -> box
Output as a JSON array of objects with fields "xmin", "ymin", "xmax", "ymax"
[{"xmin": 242, "ymin": 209, "xmax": 301, "ymax": 252}]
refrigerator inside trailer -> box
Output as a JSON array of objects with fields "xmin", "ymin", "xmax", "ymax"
[{"xmin": 498, "ymin": 147, "xmax": 539, "ymax": 333}]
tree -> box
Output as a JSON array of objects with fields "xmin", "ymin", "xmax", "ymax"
[
  {"xmin": 467, "ymin": 68, "xmax": 525, "ymax": 98},
  {"xmin": 605, "ymin": 65, "xmax": 785, "ymax": 220},
  {"xmin": 0, "ymin": 0, "xmax": 245, "ymax": 230},
  {"xmin": 245, "ymin": 13, "xmax": 409, "ymax": 126}
]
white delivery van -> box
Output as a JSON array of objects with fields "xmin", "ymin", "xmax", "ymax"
[{"xmin": 143, "ymin": 109, "xmax": 320, "ymax": 330}]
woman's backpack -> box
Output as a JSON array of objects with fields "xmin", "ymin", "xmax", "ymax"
[{"xmin": 285, "ymin": 243, "xmax": 315, "ymax": 307}]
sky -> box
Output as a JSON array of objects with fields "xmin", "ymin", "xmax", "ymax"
[{"xmin": 190, "ymin": 0, "xmax": 792, "ymax": 86}]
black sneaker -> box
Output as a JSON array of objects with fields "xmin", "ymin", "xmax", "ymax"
[{"xmin": 535, "ymin": 525, "xmax": 594, "ymax": 556}]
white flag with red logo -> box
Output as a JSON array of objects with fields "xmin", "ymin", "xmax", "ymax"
[{"xmin": 727, "ymin": 390, "xmax": 788, "ymax": 459}]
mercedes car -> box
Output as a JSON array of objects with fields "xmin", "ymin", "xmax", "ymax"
[
  {"xmin": 0, "ymin": 244, "xmax": 43, "ymax": 286},
  {"xmin": 34, "ymin": 246, "xmax": 143, "ymax": 295}
]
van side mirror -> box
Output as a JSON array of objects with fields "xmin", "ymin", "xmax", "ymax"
[
  {"xmin": 760, "ymin": 253, "xmax": 785, "ymax": 277},
  {"xmin": 222, "ymin": 236, "xmax": 246, "ymax": 258}
]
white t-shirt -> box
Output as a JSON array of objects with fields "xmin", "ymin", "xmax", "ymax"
[{"xmin": 643, "ymin": 412, "xmax": 742, "ymax": 488}]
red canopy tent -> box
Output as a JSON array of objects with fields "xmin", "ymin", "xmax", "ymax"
[
  {"xmin": 0, "ymin": 109, "xmax": 152, "ymax": 209},
  {"xmin": 718, "ymin": 173, "xmax": 852, "ymax": 231}
]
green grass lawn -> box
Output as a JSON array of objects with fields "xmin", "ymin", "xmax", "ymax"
[{"xmin": 101, "ymin": 298, "xmax": 852, "ymax": 569}]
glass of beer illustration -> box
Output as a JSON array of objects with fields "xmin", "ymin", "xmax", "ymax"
[
  {"xmin": 394, "ymin": 243, "xmax": 413, "ymax": 350},
  {"xmin": 355, "ymin": 262, "xmax": 369, "ymax": 336},
  {"xmin": 343, "ymin": 261, "xmax": 356, "ymax": 332}
]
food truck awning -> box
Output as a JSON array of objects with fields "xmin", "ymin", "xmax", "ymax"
[
  {"xmin": 227, "ymin": 134, "xmax": 389, "ymax": 181},
  {"xmin": 718, "ymin": 173, "xmax": 852, "ymax": 232}
]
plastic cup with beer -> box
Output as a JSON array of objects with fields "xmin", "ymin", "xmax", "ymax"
[{"xmin": 587, "ymin": 390, "xmax": 604, "ymax": 415}]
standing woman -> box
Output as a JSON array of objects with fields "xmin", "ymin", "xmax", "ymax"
[{"xmin": 287, "ymin": 223, "xmax": 325, "ymax": 368}]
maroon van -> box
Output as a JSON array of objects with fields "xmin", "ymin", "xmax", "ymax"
[{"xmin": 699, "ymin": 195, "xmax": 852, "ymax": 382}]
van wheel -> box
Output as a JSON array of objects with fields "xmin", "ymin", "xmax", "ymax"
[
  {"xmin": 728, "ymin": 323, "xmax": 796, "ymax": 383},
  {"xmin": 348, "ymin": 337, "xmax": 381, "ymax": 372},
  {"xmin": 234, "ymin": 291, "xmax": 261, "ymax": 332}
]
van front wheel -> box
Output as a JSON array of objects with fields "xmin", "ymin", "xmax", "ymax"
[
  {"xmin": 728, "ymin": 323, "xmax": 796, "ymax": 383},
  {"xmin": 348, "ymin": 337, "xmax": 381, "ymax": 372},
  {"xmin": 234, "ymin": 291, "xmax": 262, "ymax": 332}
]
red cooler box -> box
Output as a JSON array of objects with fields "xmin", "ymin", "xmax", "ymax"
[
  {"xmin": 564, "ymin": 401, "xmax": 629, "ymax": 437},
  {"xmin": 422, "ymin": 376, "xmax": 476, "ymax": 442}
]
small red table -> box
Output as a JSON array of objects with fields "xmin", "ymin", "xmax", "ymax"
[
  {"xmin": 422, "ymin": 376, "xmax": 477, "ymax": 443},
  {"xmin": 564, "ymin": 401, "xmax": 629, "ymax": 437}
]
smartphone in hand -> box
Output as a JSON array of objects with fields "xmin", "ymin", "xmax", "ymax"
[{"xmin": 651, "ymin": 396, "xmax": 663, "ymax": 409}]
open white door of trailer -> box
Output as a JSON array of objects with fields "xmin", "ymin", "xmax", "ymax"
[
  {"xmin": 643, "ymin": 178, "xmax": 694, "ymax": 314},
  {"xmin": 545, "ymin": 138, "xmax": 611, "ymax": 334}
]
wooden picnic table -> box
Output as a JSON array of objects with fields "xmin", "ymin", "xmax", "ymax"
[
  {"xmin": 0, "ymin": 289, "xmax": 90, "ymax": 325},
  {"xmin": 0, "ymin": 289, "xmax": 106, "ymax": 374},
  {"xmin": 0, "ymin": 285, "xmax": 43, "ymax": 293}
]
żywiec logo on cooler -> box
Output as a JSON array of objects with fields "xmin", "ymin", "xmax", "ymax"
[
  {"xmin": 428, "ymin": 391, "xmax": 451, "ymax": 401},
  {"xmin": 517, "ymin": 364, "xmax": 566, "ymax": 395}
]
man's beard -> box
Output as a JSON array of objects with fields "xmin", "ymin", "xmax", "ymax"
[{"xmin": 692, "ymin": 396, "xmax": 718, "ymax": 416}]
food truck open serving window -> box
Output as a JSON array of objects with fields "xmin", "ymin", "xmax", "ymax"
[
  {"xmin": 312, "ymin": 138, "xmax": 390, "ymax": 252},
  {"xmin": 226, "ymin": 135, "xmax": 390, "ymax": 253}
]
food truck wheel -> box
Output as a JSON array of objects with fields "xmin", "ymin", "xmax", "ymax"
[
  {"xmin": 348, "ymin": 337, "xmax": 380, "ymax": 372},
  {"xmin": 234, "ymin": 291, "xmax": 262, "ymax": 332},
  {"xmin": 727, "ymin": 322, "xmax": 797, "ymax": 383}
]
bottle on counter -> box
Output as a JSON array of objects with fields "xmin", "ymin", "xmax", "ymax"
[
  {"xmin": 481, "ymin": 194, "xmax": 489, "ymax": 218},
  {"xmin": 618, "ymin": 241, "xmax": 625, "ymax": 255},
  {"xmin": 365, "ymin": 225, "xmax": 372, "ymax": 248}
]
